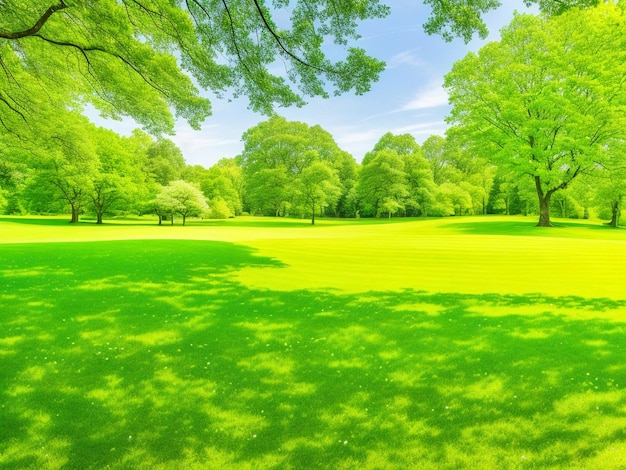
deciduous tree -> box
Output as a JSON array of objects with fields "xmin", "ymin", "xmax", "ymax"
[
  {"xmin": 296, "ymin": 161, "xmax": 341, "ymax": 224},
  {"xmin": 357, "ymin": 149, "xmax": 408, "ymax": 217},
  {"xmin": 156, "ymin": 180, "xmax": 208, "ymax": 225},
  {"xmin": 445, "ymin": 4, "xmax": 626, "ymax": 226},
  {"xmin": 0, "ymin": 0, "xmax": 391, "ymax": 139},
  {"xmin": 239, "ymin": 116, "xmax": 351, "ymax": 217}
]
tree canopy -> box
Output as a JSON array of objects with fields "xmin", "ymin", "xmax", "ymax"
[
  {"xmin": 238, "ymin": 115, "xmax": 350, "ymax": 218},
  {"xmin": 0, "ymin": 0, "xmax": 392, "ymax": 137},
  {"xmin": 444, "ymin": 3, "xmax": 626, "ymax": 226},
  {"xmin": 0, "ymin": 0, "xmax": 602, "ymax": 140}
]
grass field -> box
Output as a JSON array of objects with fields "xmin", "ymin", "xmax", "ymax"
[{"xmin": 1, "ymin": 215, "xmax": 625, "ymax": 469}]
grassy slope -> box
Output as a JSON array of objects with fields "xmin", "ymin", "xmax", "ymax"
[{"xmin": 1, "ymin": 215, "xmax": 626, "ymax": 469}]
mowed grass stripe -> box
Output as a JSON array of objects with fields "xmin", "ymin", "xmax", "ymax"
[
  {"xmin": 238, "ymin": 231, "xmax": 626, "ymax": 299},
  {"xmin": 2, "ymin": 215, "xmax": 625, "ymax": 298}
]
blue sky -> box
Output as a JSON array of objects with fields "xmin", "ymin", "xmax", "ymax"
[{"xmin": 105, "ymin": 1, "xmax": 536, "ymax": 167}]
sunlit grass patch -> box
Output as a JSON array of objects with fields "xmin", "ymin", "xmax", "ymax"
[{"xmin": 1, "ymin": 217, "xmax": 626, "ymax": 468}]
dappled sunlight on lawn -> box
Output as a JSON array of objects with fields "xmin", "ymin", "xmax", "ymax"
[{"xmin": 1, "ymin": 239, "xmax": 626, "ymax": 468}]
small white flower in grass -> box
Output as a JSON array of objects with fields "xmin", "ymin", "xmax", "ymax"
[{"xmin": 343, "ymin": 440, "xmax": 348, "ymax": 445}]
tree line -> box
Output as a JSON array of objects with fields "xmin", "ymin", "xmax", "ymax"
[
  {"xmin": 1, "ymin": 1, "xmax": 623, "ymax": 227},
  {"xmin": 1, "ymin": 107, "xmax": 623, "ymax": 227}
]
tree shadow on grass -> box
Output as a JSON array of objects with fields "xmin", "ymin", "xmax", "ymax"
[
  {"xmin": 447, "ymin": 218, "xmax": 625, "ymax": 238},
  {"xmin": 1, "ymin": 240, "xmax": 626, "ymax": 469},
  {"xmin": 0, "ymin": 216, "xmax": 77, "ymax": 227}
]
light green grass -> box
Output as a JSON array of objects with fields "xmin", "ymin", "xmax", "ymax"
[{"xmin": 1, "ymin": 216, "xmax": 625, "ymax": 469}]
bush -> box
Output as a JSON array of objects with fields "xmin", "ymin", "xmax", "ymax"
[{"xmin": 208, "ymin": 198, "xmax": 233, "ymax": 219}]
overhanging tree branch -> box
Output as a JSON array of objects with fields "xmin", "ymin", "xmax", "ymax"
[
  {"xmin": 33, "ymin": 34, "xmax": 172, "ymax": 99},
  {"xmin": 0, "ymin": 1, "xmax": 68, "ymax": 39},
  {"xmin": 252, "ymin": 0, "xmax": 327, "ymax": 73}
]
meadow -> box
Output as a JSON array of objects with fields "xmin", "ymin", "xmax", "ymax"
[{"xmin": 1, "ymin": 215, "xmax": 625, "ymax": 469}]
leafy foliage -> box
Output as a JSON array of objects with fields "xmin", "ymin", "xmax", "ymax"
[
  {"xmin": 156, "ymin": 180, "xmax": 208, "ymax": 225},
  {"xmin": 444, "ymin": 4, "xmax": 626, "ymax": 225},
  {"xmin": 0, "ymin": 0, "xmax": 391, "ymax": 137},
  {"xmin": 239, "ymin": 116, "xmax": 349, "ymax": 218}
]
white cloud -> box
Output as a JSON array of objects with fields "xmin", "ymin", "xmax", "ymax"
[
  {"xmin": 172, "ymin": 123, "xmax": 243, "ymax": 165},
  {"xmin": 391, "ymin": 121, "xmax": 447, "ymax": 140},
  {"xmin": 387, "ymin": 49, "xmax": 426, "ymax": 69},
  {"xmin": 401, "ymin": 84, "xmax": 449, "ymax": 111}
]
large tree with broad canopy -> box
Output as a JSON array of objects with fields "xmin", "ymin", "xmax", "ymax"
[{"xmin": 444, "ymin": 3, "xmax": 626, "ymax": 226}]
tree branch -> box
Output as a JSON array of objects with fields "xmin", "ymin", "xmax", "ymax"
[
  {"xmin": 0, "ymin": 1, "xmax": 68, "ymax": 39},
  {"xmin": 251, "ymin": 0, "xmax": 326, "ymax": 73},
  {"xmin": 33, "ymin": 34, "xmax": 172, "ymax": 99}
]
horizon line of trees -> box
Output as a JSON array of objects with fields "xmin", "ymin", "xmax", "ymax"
[
  {"xmin": 1, "ymin": 4, "xmax": 624, "ymax": 228},
  {"xmin": 0, "ymin": 112, "xmax": 623, "ymax": 228}
]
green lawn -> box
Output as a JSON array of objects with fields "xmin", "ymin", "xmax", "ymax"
[{"xmin": 1, "ymin": 216, "xmax": 625, "ymax": 469}]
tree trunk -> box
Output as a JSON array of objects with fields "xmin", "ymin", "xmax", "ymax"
[
  {"xmin": 535, "ymin": 177, "xmax": 553, "ymax": 227},
  {"xmin": 182, "ymin": 214, "xmax": 186, "ymax": 226},
  {"xmin": 70, "ymin": 204, "xmax": 80, "ymax": 223},
  {"xmin": 609, "ymin": 201, "xmax": 620, "ymax": 227},
  {"xmin": 537, "ymin": 194, "xmax": 553, "ymax": 226},
  {"xmin": 311, "ymin": 202, "xmax": 315, "ymax": 225},
  {"xmin": 96, "ymin": 212, "xmax": 103, "ymax": 224},
  {"xmin": 170, "ymin": 214, "xmax": 174, "ymax": 226}
]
